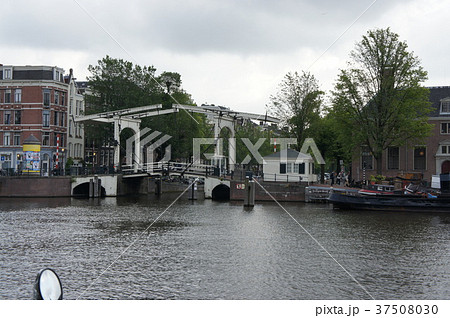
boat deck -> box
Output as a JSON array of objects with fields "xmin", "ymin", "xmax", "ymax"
[{"xmin": 305, "ymin": 186, "xmax": 359, "ymax": 203}]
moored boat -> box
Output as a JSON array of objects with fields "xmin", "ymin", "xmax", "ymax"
[{"xmin": 329, "ymin": 191, "xmax": 450, "ymax": 213}]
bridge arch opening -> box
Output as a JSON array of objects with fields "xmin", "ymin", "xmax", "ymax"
[
  {"xmin": 120, "ymin": 127, "xmax": 138, "ymax": 166},
  {"xmin": 212, "ymin": 184, "xmax": 230, "ymax": 201},
  {"xmin": 73, "ymin": 182, "xmax": 106, "ymax": 197}
]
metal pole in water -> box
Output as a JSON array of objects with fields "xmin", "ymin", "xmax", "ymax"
[
  {"xmin": 244, "ymin": 177, "xmax": 255, "ymax": 207},
  {"xmin": 189, "ymin": 179, "xmax": 197, "ymax": 200}
]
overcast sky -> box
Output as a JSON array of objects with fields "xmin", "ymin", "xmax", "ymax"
[{"xmin": 1, "ymin": 0, "xmax": 449, "ymax": 114}]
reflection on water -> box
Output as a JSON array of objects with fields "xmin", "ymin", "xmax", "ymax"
[{"xmin": 1, "ymin": 195, "xmax": 450, "ymax": 300}]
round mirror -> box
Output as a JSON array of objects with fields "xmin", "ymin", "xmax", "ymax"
[{"xmin": 33, "ymin": 268, "xmax": 63, "ymax": 300}]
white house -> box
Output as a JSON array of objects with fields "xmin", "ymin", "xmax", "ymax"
[{"xmin": 263, "ymin": 149, "xmax": 317, "ymax": 182}]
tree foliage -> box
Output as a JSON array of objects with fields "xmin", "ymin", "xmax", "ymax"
[
  {"xmin": 308, "ymin": 112, "xmax": 349, "ymax": 172},
  {"xmin": 331, "ymin": 28, "xmax": 432, "ymax": 175},
  {"xmin": 235, "ymin": 122, "xmax": 274, "ymax": 166},
  {"xmin": 84, "ymin": 55, "xmax": 210, "ymax": 161},
  {"xmin": 267, "ymin": 71, "xmax": 323, "ymax": 149}
]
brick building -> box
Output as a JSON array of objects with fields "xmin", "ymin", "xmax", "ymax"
[
  {"xmin": 351, "ymin": 86, "xmax": 450, "ymax": 184},
  {"xmin": 0, "ymin": 64, "xmax": 85, "ymax": 175}
]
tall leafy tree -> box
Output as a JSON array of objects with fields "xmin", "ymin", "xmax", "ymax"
[
  {"xmin": 235, "ymin": 121, "xmax": 274, "ymax": 166},
  {"xmin": 331, "ymin": 28, "xmax": 432, "ymax": 175},
  {"xmin": 267, "ymin": 71, "xmax": 323, "ymax": 149},
  {"xmin": 85, "ymin": 55, "xmax": 209, "ymax": 161},
  {"xmin": 308, "ymin": 113, "xmax": 348, "ymax": 172},
  {"xmin": 86, "ymin": 55, "xmax": 161, "ymax": 113}
]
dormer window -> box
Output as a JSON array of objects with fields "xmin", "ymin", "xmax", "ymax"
[
  {"xmin": 3, "ymin": 67, "xmax": 12, "ymax": 79},
  {"xmin": 440, "ymin": 98, "xmax": 450, "ymax": 114}
]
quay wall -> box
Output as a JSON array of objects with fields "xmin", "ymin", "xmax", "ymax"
[
  {"xmin": 0, "ymin": 176, "xmax": 71, "ymax": 197},
  {"xmin": 230, "ymin": 180, "xmax": 307, "ymax": 202}
]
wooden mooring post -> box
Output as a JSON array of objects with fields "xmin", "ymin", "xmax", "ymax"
[
  {"xmin": 155, "ymin": 177, "xmax": 162, "ymax": 195},
  {"xmin": 89, "ymin": 176, "xmax": 101, "ymax": 198}
]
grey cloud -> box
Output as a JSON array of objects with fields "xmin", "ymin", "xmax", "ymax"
[
  {"xmin": 0, "ymin": 0, "xmax": 411, "ymax": 56},
  {"xmin": 116, "ymin": 0, "xmax": 411, "ymax": 54}
]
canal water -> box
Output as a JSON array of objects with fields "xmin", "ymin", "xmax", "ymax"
[{"xmin": 1, "ymin": 194, "xmax": 449, "ymax": 300}]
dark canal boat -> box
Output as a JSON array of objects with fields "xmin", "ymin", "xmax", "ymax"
[
  {"xmin": 328, "ymin": 191, "xmax": 450, "ymax": 213},
  {"xmin": 329, "ymin": 178, "xmax": 450, "ymax": 212}
]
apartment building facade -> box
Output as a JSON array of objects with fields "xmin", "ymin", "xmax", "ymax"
[
  {"xmin": 351, "ymin": 86, "xmax": 450, "ymax": 184},
  {"xmin": 0, "ymin": 64, "xmax": 84, "ymax": 175},
  {"xmin": 66, "ymin": 69, "xmax": 85, "ymax": 162}
]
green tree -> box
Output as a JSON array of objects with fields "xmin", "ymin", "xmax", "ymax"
[
  {"xmin": 267, "ymin": 71, "xmax": 323, "ymax": 149},
  {"xmin": 86, "ymin": 55, "xmax": 161, "ymax": 113},
  {"xmin": 235, "ymin": 121, "xmax": 274, "ymax": 166},
  {"xmin": 332, "ymin": 28, "xmax": 432, "ymax": 175},
  {"xmin": 85, "ymin": 55, "xmax": 210, "ymax": 161},
  {"xmin": 308, "ymin": 113, "xmax": 348, "ymax": 172}
]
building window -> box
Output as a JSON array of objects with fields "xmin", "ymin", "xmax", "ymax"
[
  {"xmin": 4, "ymin": 111, "xmax": 11, "ymax": 124},
  {"xmin": 54, "ymin": 133, "xmax": 65, "ymax": 148},
  {"xmin": 287, "ymin": 162, "xmax": 292, "ymax": 173},
  {"xmin": 441, "ymin": 100, "xmax": 450, "ymax": 114},
  {"xmin": 13, "ymin": 133, "xmax": 20, "ymax": 145},
  {"xmin": 442, "ymin": 145, "xmax": 449, "ymax": 154},
  {"xmin": 55, "ymin": 91, "xmax": 59, "ymax": 105},
  {"xmin": 3, "ymin": 132, "xmax": 10, "ymax": 145},
  {"xmin": 76, "ymin": 100, "xmax": 82, "ymax": 115},
  {"xmin": 441, "ymin": 122, "xmax": 450, "ymax": 134},
  {"xmin": 280, "ymin": 163, "xmax": 286, "ymax": 174},
  {"xmin": 43, "ymin": 89, "xmax": 51, "ymax": 106},
  {"xmin": 60, "ymin": 112, "xmax": 65, "ymax": 126},
  {"xmin": 414, "ymin": 147, "xmax": 426, "ymax": 170},
  {"xmin": 3, "ymin": 68, "xmax": 12, "ymax": 79},
  {"xmin": 14, "ymin": 89, "xmax": 22, "ymax": 103},
  {"xmin": 361, "ymin": 146, "xmax": 373, "ymax": 170},
  {"xmin": 43, "ymin": 132, "xmax": 50, "ymax": 146},
  {"xmin": 69, "ymin": 120, "xmax": 73, "ymax": 137},
  {"xmin": 61, "ymin": 92, "xmax": 65, "ymax": 106},
  {"xmin": 298, "ymin": 163, "xmax": 305, "ymax": 174},
  {"xmin": 5, "ymin": 90, "xmax": 11, "ymax": 103},
  {"xmin": 14, "ymin": 110, "xmax": 21, "ymax": 124},
  {"xmin": 54, "ymin": 111, "xmax": 59, "ymax": 126},
  {"xmin": 43, "ymin": 110, "xmax": 50, "ymax": 127},
  {"xmin": 387, "ymin": 147, "xmax": 399, "ymax": 170}
]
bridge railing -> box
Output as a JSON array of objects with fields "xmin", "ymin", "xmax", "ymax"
[{"xmin": 120, "ymin": 161, "xmax": 217, "ymax": 177}]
